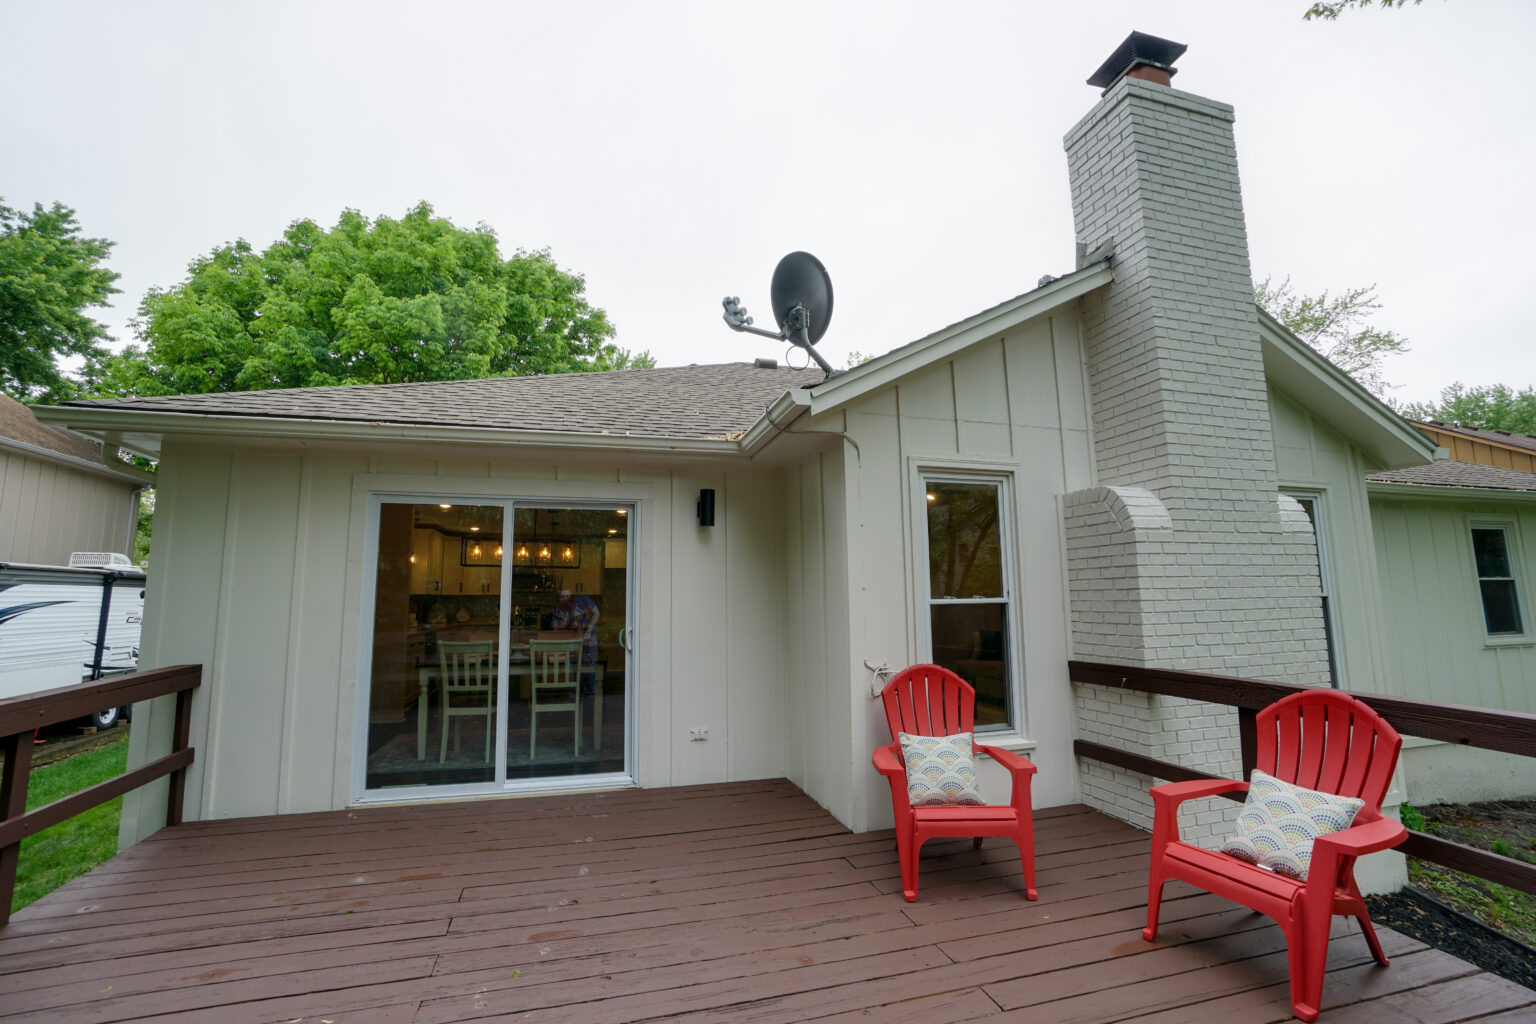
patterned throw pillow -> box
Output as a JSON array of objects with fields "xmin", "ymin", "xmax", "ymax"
[
  {"xmin": 1220, "ymin": 769, "xmax": 1365, "ymax": 881},
  {"xmin": 899, "ymin": 732, "xmax": 984, "ymax": 807}
]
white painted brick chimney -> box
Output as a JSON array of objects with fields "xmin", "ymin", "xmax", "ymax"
[{"xmin": 1062, "ymin": 40, "xmax": 1330, "ymax": 839}]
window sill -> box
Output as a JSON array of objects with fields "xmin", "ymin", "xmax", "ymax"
[
  {"xmin": 974, "ymin": 731, "xmax": 1039, "ymax": 755},
  {"xmin": 1483, "ymin": 636, "xmax": 1536, "ymax": 650}
]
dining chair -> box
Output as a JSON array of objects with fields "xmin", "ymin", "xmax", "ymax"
[
  {"xmin": 438, "ymin": 640, "xmax": 495, "ymax": 763},
  {"xmin": 529, "ymin": 638, "xmax": 582, "ymax": 759}
]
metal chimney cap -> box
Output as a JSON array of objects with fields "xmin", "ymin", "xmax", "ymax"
[{"xmin": 1087, "ymin": 31, "xmax": 1187, "ymax": 90}]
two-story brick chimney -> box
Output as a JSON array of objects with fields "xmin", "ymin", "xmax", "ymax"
[{"xmin": 1061, "ymin": 33, "xmax": 1330, "ymax": 835}]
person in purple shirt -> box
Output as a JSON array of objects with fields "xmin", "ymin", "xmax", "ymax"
[{"xmin": 551, "ymin": 589, "xmax": 599, "ymax": 694}]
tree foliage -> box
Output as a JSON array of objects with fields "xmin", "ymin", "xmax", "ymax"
[
  {"xmin": 90, "ymin": 202, "xmax": 649, "ymax": 397},
  {"xmin": 1304, "ymin": 0, "xmax": 1424, "ymax": 19},
  {"xmin": 0, "ymin": 200, "xmax": 119, "ymax": 402},
  {"xmin": 1256, "ymin": 277, "xmax": 1407, "ymax": 397},
  {"xmin": 1401, "ymin": 383, "xmax": 1536, "ymax": 435}
]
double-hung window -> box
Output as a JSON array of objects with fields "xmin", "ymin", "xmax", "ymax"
[
  {"xmin": 1285, "ymin": 491, "xmax": 1341, "ymax": 687},
  {"xmin": 1471, "ymin": 522, "xmax": 1526, "ymax": 637},
  {"xmin": 921, "ymin": 474, "xmax": 1018, "ymax": 730}
]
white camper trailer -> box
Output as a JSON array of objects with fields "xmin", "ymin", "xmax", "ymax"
[{"xmin": 0, "ymin": 554, "xmax": 145, "ymax": 728}]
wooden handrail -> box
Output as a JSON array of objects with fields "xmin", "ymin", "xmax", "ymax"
[
  {"xmin": 0, "ymin": 664, "xmax": 200, "ymax": 927},
  {"xmin": 1069, "ymin": 660, "xmax": 1536, "ymax": 898}
]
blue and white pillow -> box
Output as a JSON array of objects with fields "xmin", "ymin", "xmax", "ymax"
[
  {"xmin": 1220, "ymin": 769, "xmax": 1364, "ymax": 881},
  {"xmin": 899, "ymin": 732, "xmax": 984, "ymax": 807}
]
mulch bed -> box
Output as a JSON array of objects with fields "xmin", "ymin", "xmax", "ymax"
[{"xmin": 1367, "ymin": 885, "xmax": 1536, "ymax": 991}]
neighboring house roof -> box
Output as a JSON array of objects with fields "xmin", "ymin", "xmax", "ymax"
[
  {"xmin": 0, "ymin": 394, "xmax": 143, "ymax": 484},
  {"xmin": 1415, "ymin": 420, "xmax": 1536, "ymax": 454},
  {"xmin": 1369, "ymin": 461, "xmax": 1536, "ymax": 492}
]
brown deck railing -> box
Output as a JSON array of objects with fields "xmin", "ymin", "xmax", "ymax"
[
  {"xmin": 0, "ymin": 664, "xmax": 200, "ymax": 926},
  {"xmin": 1068, "ymin": 660, "xmax": 1536, "ymax": 897}
]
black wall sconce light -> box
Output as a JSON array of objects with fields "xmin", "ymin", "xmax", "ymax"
[{"xmin": 697, "ymin": 488, "xmax": 716, "ymax": 527}]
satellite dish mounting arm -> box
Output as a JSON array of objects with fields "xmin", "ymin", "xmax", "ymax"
[{"xmin": 720, "ymin": 296, "xmax": 838, "ymax": 378}]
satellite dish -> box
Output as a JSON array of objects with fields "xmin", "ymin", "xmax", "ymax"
[
  {"xmin": 770, "ymin": 251, "xmax": 834, "ymax": 346},
  {"xmin": 720, "ymin": 251, "xmax": 838, "ymax": 378}
]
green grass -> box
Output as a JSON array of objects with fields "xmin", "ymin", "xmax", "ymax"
[{"xmin": 11, "ymin": 733, "xmax": 130, "ymax": 914}]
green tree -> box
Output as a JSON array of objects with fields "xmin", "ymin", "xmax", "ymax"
[
  {"xmin": 1401, "ymin": 383, "xmax": 1536, "ymax": 434},
  {"xmin": 90, "ymin": 202, "xmax": 649, "ymax": 397},
  {"xmin": 0, "ymin": 200, "xmax": 119, "ymax": 402},
  {"xmin": 1256, "ymin": 277, "xmax": 1407, "ymax": 397},
  {"xmin": 1304, "ymin": 0, "xmax": 1425, "ymax": 19}
]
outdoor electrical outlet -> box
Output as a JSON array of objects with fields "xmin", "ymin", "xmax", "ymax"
[{"xmin": 690, "ymin": 728, "xmax": 708, "ymax": 742}]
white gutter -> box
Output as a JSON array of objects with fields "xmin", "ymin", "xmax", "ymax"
[
  {"xmin": 738, "ymin": 387, "xmax": 813, "ymax": 456},
  {"xmin": 35, "ymin": 405, "xmax": 759, "ymax": 460},
  {"xmin": 1366, "ymin": 480, "xmax": 1536, "ymax": 503}
]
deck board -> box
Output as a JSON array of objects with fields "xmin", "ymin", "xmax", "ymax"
[{"xmin": 1, "ymin": 778, "xmax": 1531, "ymax": 1023}]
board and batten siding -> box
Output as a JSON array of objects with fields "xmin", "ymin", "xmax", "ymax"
[
  {"xmin": 0, "ymin": 448, "xmax": 138, "ymax": 564},
  {"xmin": 119, "ymin": 441, "xmax": 792, "ymax": 844},
  {"xmin": 782, "ymin": 311, "xmax": 1095, "ymax": 831},
  {"xmin": 1268, "ymin": 386, "xmax": 1391, "ymax": 693},
  {"xmin": 1370, "ymin": 492, "xmax": 1536, "ymax": 802}
]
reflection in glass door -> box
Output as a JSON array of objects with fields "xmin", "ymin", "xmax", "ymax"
[
  {"xmin": 366, "ymin": 502, "xmax": 503, "ymax": 789},
  {"xmin": 507, "ymin": 506, "xmax": 628, "ymax": 780},
  {"xmin": 363, "ymin": 500, "xmax": 629, "ymax": 793}
]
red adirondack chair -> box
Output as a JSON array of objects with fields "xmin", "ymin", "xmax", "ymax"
[
  {"xmin": 871, "ymin": 664, "xmax": 1038, "ymax": 902},
  {"xmin": 1143, "ymin": 689, "xmax": 1406, "ymax": 1023}
]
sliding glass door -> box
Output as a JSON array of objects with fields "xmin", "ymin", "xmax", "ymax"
[{"xmin": 361, "ymin": 498, "xmax": 631, "ymax": 796}]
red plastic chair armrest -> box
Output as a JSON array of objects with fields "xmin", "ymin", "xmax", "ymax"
[
  {"xmin": 976, "ymin": 743, "xmax": 1038, "ymax": 777},
  {"xmin": 1313, "ymin": 812, "xmax": 1408, "ymax": 860},
  {"xmin": 1148, "ymin": 778, "xmax": 1247, "ymax": 848},
  {"xmin": 1150, "ymin": 777, "xmax": 1247, "ymax": 810},
  {"xmin": 872, "ymin": 744, "xmax": 904, "ymax": 777}
]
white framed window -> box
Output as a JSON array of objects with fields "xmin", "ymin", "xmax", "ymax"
[
  {"xmin": 1285, "ymin": 491, "xmax": 1341, "ymax": 687},
  {"xmin": 917, "ymin": 471, "xmax": 1021, "ymax": 732},
  {"xmin": 1470, "ymin": 521, "xmax": 1527, "ymax": 637}
]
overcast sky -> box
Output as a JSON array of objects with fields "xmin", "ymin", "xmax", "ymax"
[{"xmin": 3, "ymin": 0, "xmax": 1531, "ymax": 406}]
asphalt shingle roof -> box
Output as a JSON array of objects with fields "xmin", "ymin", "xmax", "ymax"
[
  {"xmin": 0, "ymin": 393, "xmax": 111, "ymax": 466},
  {"xmin": 62, "ymin": 363, "xmax": 823, "ymax": 441},
  {"xmin": 1368, "ymin": 461, "xmax": 1536, "ymax": 492}
]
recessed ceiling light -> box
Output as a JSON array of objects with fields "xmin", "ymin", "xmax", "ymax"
[
  {"xmin": 470, "ymin": 526, "xmax": 480, "ymax": 532},
  {"xmin": 439, "ymin": 504, "xmax": 452, "ymax": 509},
  {"xmin": 616, "ymin": 509, "xmax": 627, "ymax": 515}
]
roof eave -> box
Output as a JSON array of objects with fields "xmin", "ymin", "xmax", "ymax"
[
  {"xmin": 804, "ymin": 261, "xmax": 1114, "ymax": 415},
  {"xmin": 32, "ymin": 406, "xmax": 751, "ymax": 460},
  {"xmin": 738, "ymin": 387, "xmax": 813, "ymax": 456},
  {"xmin": 1257, "ymin": 309, "xmax": 1437, "ymax": 470},
  {"xmin": 1367, "ymin": 479, "xmax": 1536, "ymax": 502},
  {"xmin": 0, "ymin": 433, "xmax": 148, "ymax": 486}
]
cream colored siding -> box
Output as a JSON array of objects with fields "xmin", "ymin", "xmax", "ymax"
[
  {"xmin": 1372, "ymin": 497, "xmax": 1536, "ymax": 715},
  {"xmin": 121, "ymin": 442, "xmax": 793, "ymax": 843},
  {"xmin": 787, "ymin": 314, "xmax": 1093, "ymax": 830},
  {"xmin": 1268, "ymin": 387, "xmax": 1389, "ymax": 692},
  {"xmin": 0, "ymin": 449, "xmax": 137, "ymax": 563},
  {"xmin": 1371, "ymin": 494, "xmax": 1536, "ymax": 803}
]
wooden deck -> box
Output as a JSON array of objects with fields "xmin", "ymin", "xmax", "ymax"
[{"xmin": 1, "ymin": 779, "xmax": 1532, "ymax": 1023}]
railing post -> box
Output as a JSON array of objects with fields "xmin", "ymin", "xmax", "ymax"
[
  {"xmin": 166, "ymin": 686, "xmax": 195, "ymax": 828},
  {"xmin": 0, "ymin": 732, "xmax": 36, "ymax": 927},
  {"xmin": 1238, "ymin": 706, "xmax": 1258, "ymax": 781}
]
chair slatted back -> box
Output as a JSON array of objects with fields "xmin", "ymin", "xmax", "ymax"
[
  {"xmin": 439, "ymin": 640, "xmax": 494, "ymax": 694},
  {"xmin": 530, "ymin": 638, "xmax": 581, "ymax": 692},
  {"xmin": 881, "ymin": 664, "xmax": 975, "ymax": 762},
  {"xmin": 1254, "ymin": 689, "xmax": 1401, "ymax": 811}
]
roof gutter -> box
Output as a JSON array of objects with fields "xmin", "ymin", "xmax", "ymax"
[
  {"xmin": 34, "ymin": 405, "xmax": 759, "ymax": 461},
  {"xmin": 1366, "ymin": 479, "xmax": 1536, "ymax": 503},
  {"xmin": 738, "ymin": 387, "xmax": 814, "ymax": 457}
]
